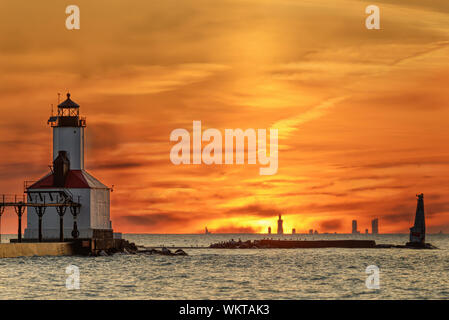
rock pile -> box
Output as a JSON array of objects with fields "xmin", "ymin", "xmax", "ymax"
[
  {"xmin": 209, "ymin": 239, "xmax": 258, "ymax": 249},
  {"xmin": 139, "ymin": 247, "xmax": 188, "ymax": 256}
]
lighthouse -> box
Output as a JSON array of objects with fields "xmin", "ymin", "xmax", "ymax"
[
  {"xmin": 407, "ymin": 193, "xmax": 426, "ymax": 246},
  {"xmin": 24, "ymin": 94, "xmax": 112, "ymax": 240}
]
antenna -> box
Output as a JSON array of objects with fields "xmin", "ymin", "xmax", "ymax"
[
  {"xmin": 57, "ymin": 93, "xmax": 61, "ymax": 104},
  {"xmin": 51, "ymin": 104, "xmax": 54, "ymax": 117}
]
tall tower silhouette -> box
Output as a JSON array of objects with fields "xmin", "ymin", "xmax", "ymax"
[
  {"xmin": 409, "ymin": 194, "xmax": 425, "ymax": 245},
  {"xmin": 277, "ymin": 214, "xmax": 284, "ymax": 235},
  {"xmin": 371, "ymin": 218, "xmax": 379, "ymax": 234}
]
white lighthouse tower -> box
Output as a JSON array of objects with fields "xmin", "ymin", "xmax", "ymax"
[
  {"xmin": 24, "ymin": 93, "xmax": 112, "ymax": 240},
  {"xmin": 52, "ymin": 93, "xmax": 85, "ymax": 170}
]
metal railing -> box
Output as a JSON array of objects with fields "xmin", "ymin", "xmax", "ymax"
[{"xmin": 0, "ymin": 192, "xmax": 82, "ymax": 243}]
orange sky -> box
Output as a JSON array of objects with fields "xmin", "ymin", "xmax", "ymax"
[{"xmin": 0, "ymin": 0, "xmax": 448, "ymax": 234}]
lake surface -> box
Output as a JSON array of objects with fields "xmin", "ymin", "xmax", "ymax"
[{"xmin": 0, "ymin": 233, "xmax": 448, "ymax": 299}]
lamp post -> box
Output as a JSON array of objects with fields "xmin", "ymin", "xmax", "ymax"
[
  {"xmin": 0, "ymin": 204, "xmax": 4, "ymax": 243},
  {"xmin": 14, "ymin": 198, "xmax": 26, "ymax": 243},
  {"xmin": 70, "ymin": 197, "xmax": 81, "ymax": 240},
  {"xmin": 56, "ymin": 197, "xmax": 67, "ymax": 242}
]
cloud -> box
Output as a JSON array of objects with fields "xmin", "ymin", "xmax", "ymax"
[
  {"xmin": 381, "ymin": 212, "xmax": 414, "ymax": 224},
  {"xmin": 149, "ymin": 181, "xmax": 197, "ymax": 189},
  {"xmin": 272, "ymin": 96, "xmax": 347, "ymax": 138},
  {"xmin": 226, "ymin": 204, "xmax": 281, "ymax": 218},
  {"xmin": 212, "ymin": 226, "xmax": 258, "ymax": 233},
  {"xmin": 343, "ymin": 158, "xmax": 449, "ymax": 170},
  {"xmin": 281, "ymin": 191, "xmax": 348, "ymax": 198},
  {"xmin": 309, "ymin": 182, "xmax": 335, "ymax": 190},
  {"xmin": 349, "ymin": 185, "xmax": 407, "ymax": 192},
  {"xmin": 90, "ymin": 161, "xmax": 146, "ymax": 170},
  {"xmin": 361, "ymin": 0, "xmax": 449, "ymax": 14},
  {"xmin": 117, "ymin": 213, "xmax": 189, "ymax": 226},
  {"xmin": 319, "ymin": 219, "xmax": 343, "ymax": 232},
  {"xmin": 84, "ymin": 64, "xmax": 229, "ymax": 96}
]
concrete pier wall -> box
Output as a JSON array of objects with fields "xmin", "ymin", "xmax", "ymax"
[{"xmin": 0, "ymin": 242, "xmax": 74, "ymax": 258}]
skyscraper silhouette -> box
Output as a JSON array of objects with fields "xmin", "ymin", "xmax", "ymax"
[
  {"xmin": 352, "ymin": 220, "xmax": 359, "ymax": 234},
  {"xmin": 372, "ymin": 218, "xmax": 379, "ymax": 234},
  {"xmin": 277, "ymin": 214, "xmax": 284, "ymax": 235}
]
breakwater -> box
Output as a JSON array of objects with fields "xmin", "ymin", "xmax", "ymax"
[
  {"xmin": 209, "ymin": 239, "xmax": 437, "ymax": 249},
  {"xmin": 210, "ymin": 239, "xmax": 377, "ymax": 249}
]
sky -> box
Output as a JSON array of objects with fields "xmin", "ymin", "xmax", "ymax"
[{"xmin": 0, "ymin": 0, "xmax": 448, "ymax": 234}]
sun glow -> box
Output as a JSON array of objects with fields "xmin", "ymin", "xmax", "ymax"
[{"xmin": 0, "ymin": 1, "xmax": 448, "ymax": 234}]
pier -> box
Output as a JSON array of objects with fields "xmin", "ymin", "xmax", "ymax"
[
  {"xmin": 0, "ymin": 242, "xmax": 74, "ymax": 258},
  {"xmin": 0, "ymin": 192, "xmax": 81, "ymax": 243}
]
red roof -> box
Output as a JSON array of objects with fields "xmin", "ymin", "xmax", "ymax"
[{"xmin": 28, "ymin": 170, "xmax": 108, "ymax": 189}]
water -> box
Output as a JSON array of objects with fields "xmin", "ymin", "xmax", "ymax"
[{"xmin": 0, "ymin": 233, "xmax": 448, "ymax": 299}]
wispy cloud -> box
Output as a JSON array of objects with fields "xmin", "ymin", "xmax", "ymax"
[{"xmin": 272, "ymin": 96, "xmax": 347, "ymax": 138}]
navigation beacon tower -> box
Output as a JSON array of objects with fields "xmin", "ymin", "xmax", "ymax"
[
  {"xmin": 408, "ymin": 193, "xmax": 426, "ymax": 246},
  {"xmin": 24, "ymin": 93, "xmax": 112, "ymax": 240}
]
